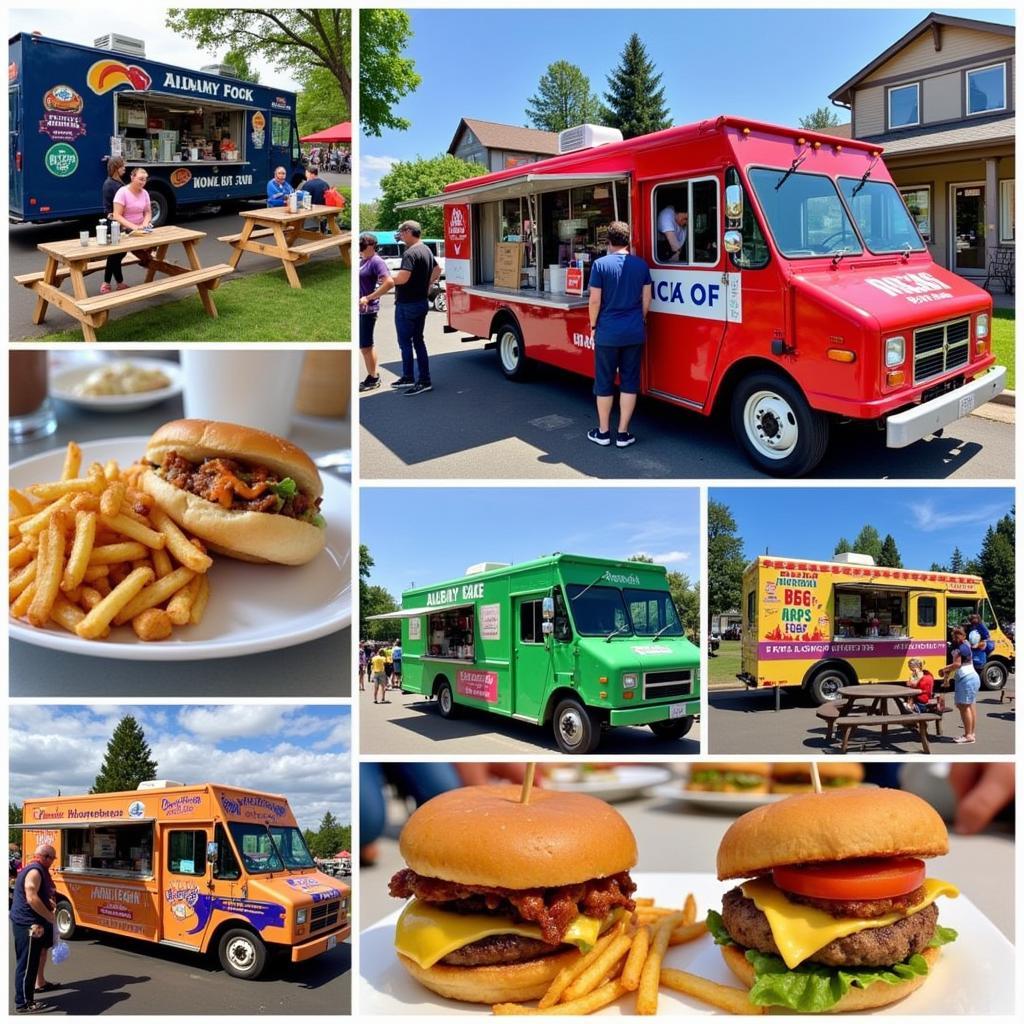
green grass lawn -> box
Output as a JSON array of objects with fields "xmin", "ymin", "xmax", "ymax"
[
  {"xmin": 709, "ymin": 639, "xmax": 742, "ymax": 689},
  {"xmin": 36, "ymin": 261, "xmax": 350, "ymax": 342},
  {"xmin": 991, "ymin": 308, "xmax": 1014, "ymax": 390}
]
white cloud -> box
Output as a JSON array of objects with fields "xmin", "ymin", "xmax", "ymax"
[
  {"xmin": 360, "ymin": 154, "xmax": 400, "ymax": 202},
  {"xmin": 177, "ymin": 705, "xmax": 288, "ymax": 741},
  {"xmin": 649, "ymin": 550, "xmax": 692, "ymax": 565},
  {"xmin": 908, "ymin": 500, "xmax": 1010, "ymax": 533}
]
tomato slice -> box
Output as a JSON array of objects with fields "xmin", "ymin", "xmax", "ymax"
[{"xmin": 772, "ymin": 858, "xmax": 926, "ymax": 900}]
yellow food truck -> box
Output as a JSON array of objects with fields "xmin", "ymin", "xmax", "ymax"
[
  {"xmin": 22, "ymin": 781, "xmax": 350, "ymax": 979},
  {"xmin": 739, "ymin": 552, "xmax": 1014, "ymax": 703}
]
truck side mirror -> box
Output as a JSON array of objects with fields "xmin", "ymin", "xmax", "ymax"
[
  {"xmin": 542, "ymin": 596, "xmax": 555, "ymax": 620},
  {"xmin": 206, "ymin": 841, "xmax": 218, "ymax": 863},
  {"xmin": 725, "ymin": 184, "xmax": 743, "ymax": 221},
  {"xmin": 724, "ymin": 230, "xmax": 743, "ymax": 254},
  {"xmin": 542, "ymin": 622, "xmax": 554, "ymax": 635}
]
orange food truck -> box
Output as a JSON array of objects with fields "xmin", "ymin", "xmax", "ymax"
[
  {"xmin": 21, "ymin": 781, "xmax": 350, "ymax": 979},
  {"xmin": 408, "ymin": 115, "xmax": 1004, "ymax": 475}
]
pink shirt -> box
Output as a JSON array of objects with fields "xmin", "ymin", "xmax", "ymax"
[{"xmin": 113, "ymin": 185, "xmax": 151, "ymax": 226}]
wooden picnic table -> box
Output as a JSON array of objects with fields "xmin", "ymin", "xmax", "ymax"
[
  {"xmin": 15, "ymin": 225, "xmax": 234, "ymax": 342},
  {"xmin": 219, "ymin": 205, "xmax": 351, "ymax": 290},
  {"xmin": 837, "ymin": 683, "xmax": 922, "ymax": 719},
  {"xmin": 830, "ymin": 683, "xmax": 939, "ymax": 753}
]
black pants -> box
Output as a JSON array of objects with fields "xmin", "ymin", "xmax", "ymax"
[
  {"xmin": 12, "ymin": 921, "xmax": 45, "ymax": 1008},
  {"xmin": 104, "ymin": 253, "xmax": 125, "ymax": 284}
]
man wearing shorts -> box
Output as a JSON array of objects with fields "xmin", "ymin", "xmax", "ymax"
[
  {"xmin": 586, "ymin": 220, "xmax": 652, "ymax": 448},
  {"xmin": 391, "ymin": 640, "xmax": 403, "ymax": 690}
]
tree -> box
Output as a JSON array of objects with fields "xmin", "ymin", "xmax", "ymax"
[
  {"xmin": 222, "ymin": 47, "xmax": 260, "ymax": 84},
  {"xmin": 363, "ymin": 586, "xmax": 401, "ymax": 640},
  {"xmin": 305, "ymin": 810, "xmax": 350, "ymax": 859},
  {"xmin": 526, "ymin": 61, "xmax": 602, "ymax": 133},
  {"xmin": 9, "ymin": 802, "xmax": 23, "ymax": 849},
  {"xmin": 627, "ymin": 555, "xmax": 698, "ymax": 638},
  {"xmin": 378, "ymin": 155, "xmax": 485, "ymax": 238},
  {"xmin": 166, "ymin": 9, "xmax": 350, "ymax": 118},
  {"xmin": 878, "ymin": 534, "xmax": 903, "ymax": 568},
  {"xmin": 833, "ymin": 536, "xmax": 852, "ymax": 556},
  {"xmin": 707, "ymin": 501, "xmax": 746, "ymax": 628},
  {"xmin": 950, "ymin": 546, "xmax": 965, "ymax": 573},
  {"xmin": 359, "ymin": 201, "xmax": 380, "ymax": 231},
  {"xmin": 603, "ymin": 34, "xmax": 671, "ymax": 139},
  {"xmin": 799, "ymin": 105, "xmax": 843, "ymax": 130},
  {"xmin": 850, "ymin": 525, "xmax": 883, "ymax": 563},
  {"xmin": 297, "ymin": 66, "xmax": 348, "ymax": 137},
  {"xmin": 977, "ymin": 521, "xmax": 1015, "ymax": 623},
  {"xmin": 92, "ymin": 715, "xmax": 158, "ymax": 793},
  {"xmin": 360, "ymin": 9, "xmax": 421, "ymax": 137}
]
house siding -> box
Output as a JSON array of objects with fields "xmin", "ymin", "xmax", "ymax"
[{"xmin": 862, "ymin": 26, "xmax": 1012, "ymax": 80}]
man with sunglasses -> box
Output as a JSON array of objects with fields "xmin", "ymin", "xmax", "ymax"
[
  {"xmin": 391, "ymin": 220, "xmax": 442, "ymax": 396},
  {"xmin": 11, "ymin": 844, "xmax": 58, "ymax": 1013}
]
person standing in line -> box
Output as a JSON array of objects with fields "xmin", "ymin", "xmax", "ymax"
[
  {"xmin": 392, "ymin": 639, "xmax": 403, "ymax": 690},
  {"xmin": 371, "ymin": 647, "xmax": 388, "ymax": 704},
  {"xmin": 586, "ymin": 220, "xmax": 652, "ymax": 448},
  {"xmin": 11, "ymin": 844, "xmax": 58, "ymax": 1013},
  {"xmin": 939, "ymin": 626, "xmax": 980, "ymax": 743},
  {"xmin": 382, "ymin": 643, "xmax": 394, "ymax": 690},
  {"xmin": 358, "ymin": 642, "xmax": 368, "ymax": 691},
  {"xmin": 358, "ymin": 234, "xmax": 394, "ymax": 392},
  {"xmin": 391, "ymin": 220, "xmax": 441, "ymax": 396},
  {"xmin": 99, "ymin": 155, "xmax": 128, "ymax": 294}
]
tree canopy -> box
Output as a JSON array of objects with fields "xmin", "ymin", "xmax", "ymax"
[
  {"xmin": 302, "ymin": 810, "xmax": 351, "ymax": 860},
  {"xmin": 360, "ymin": 9, "xmax": 421, "ymax": 137},
  {"xmin": 708, "ymin": 501, "xmax": 746, "ymax": 625},
  {"xmin": 627, "ymin": 555, "xmax": 698, "ymax": 639},
  {"xmin": 878, "ymin": 533, "xmax": 903, "ymax": 568},
  {"xmin": 603, "ymin": 35, "xmax": 671, "ymax": 139},
  {"xmin": 92, "ymin": 715, "xmax": 158, "ymax": 794},
  {"xmin": 799, "ymin": 105, "xmax": 843, "ymax": 130},
  {"xmin": 377, "ymin": 155, "xmax": 485, "ymax": 237},
  {"xmin": 526, "ymin": 61, "xmax": 602, "ymax": 133}
]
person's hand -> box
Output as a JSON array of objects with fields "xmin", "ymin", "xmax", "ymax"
[
  {"xmin": 455, "ymin": 764, "xmax": 544, "ymax": 787},
  {"xmin": 948, "ymin": 763, "xmax": 1014, "ymax": 834},
  {"xmin": 359, "ymin": 296, "xmax": 370, "ymax": 309},
  {"xmin": 29, "ymin": 924, "xmax": 43, "ymax": 938}
]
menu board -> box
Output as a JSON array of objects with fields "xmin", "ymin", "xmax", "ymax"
[{"xmin": 494, "ymin": 243, "xmax": 524, "ymax": 289}]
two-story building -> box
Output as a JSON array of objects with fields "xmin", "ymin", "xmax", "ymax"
[
  {"xmin": 448, "ymin": 118, "xmax": 559, "ymax": 172},
  {"xmin": 830, "ymin": 12, "xmax": 1014, "ymax": 289}
]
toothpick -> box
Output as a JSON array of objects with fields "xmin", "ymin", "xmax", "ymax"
[
  {"xmin": 810, "ymin": 762, "xmax": 822, "ymax": 794},
  {"xmin": 521, "ymin": 763, "xmax": 537, "ymax": 804}
]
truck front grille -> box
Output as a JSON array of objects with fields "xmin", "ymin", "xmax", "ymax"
[
  {"xmin": 310, "ymin": 900, "xmax": 341, "ymax": 933},
  {"xmin": 643, "ymin": 669, "xmax": 694, "ymax": 700},
  {"xmin": 913, "ymin": 318, "xmax": 970, "ymax": 384}
]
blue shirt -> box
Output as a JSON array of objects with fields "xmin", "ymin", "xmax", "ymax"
[
  {"xmin": 955, "ymin": 641, "xmax": 975, "ymax": 672},
  {"xmin": 969, "ymin": 621, "xmax": 991, "ymax": 667},
  {"xmin": 303, "ymin": 177, "xmax": 329, "ymax": 205},
  {"xmin": 589, "ymin": 251, "xmax": 652, "ymax": 347},
  {"xmin": 11, "ymin": 862, "xmax": 54, "ymax": 926},
  {"xmin": 267, "ymin": 179, "xmax": 293, "ymax": 207}
]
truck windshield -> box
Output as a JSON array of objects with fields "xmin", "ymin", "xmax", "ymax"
[
  {"xmin": 837, "ymin": 178, "xmax": 926, "ymax": 254},
  {"xmin": 566, "ymin": 584, "xmax": 633, "ymax": 636},
  {"xmin": 624, "ymin": 589, "xmax": 684, "ymax": 636},
  {"xmin": 228, "ymin": 823, "xmax": 315, "ymax": 873},
  {"xmin": 747, "ymin": 168, "xmax": 862, "ymax": 258}
]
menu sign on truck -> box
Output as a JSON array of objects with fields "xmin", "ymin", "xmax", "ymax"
[{"xmin": 445, "ymin": 203, "xmax": 472, "ymax": 285}]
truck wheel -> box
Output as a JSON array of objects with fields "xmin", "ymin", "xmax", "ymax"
[
  {"xmin": 553, "ymin": 698, "xmax": 601, "ymax": 754},
  {"xmin": 649, "ymin": 716, "xmax": 694, "ymax": 740},
  {"xmin": 731, "ymin": 371, "xmax": 830, "ymax": 477},
  {"xmin": 147, "ymin": 187, "xmax": 175, "ymax": 228},
  {"xmin": 808, "ymin": 667, "xmax": 849, "ymax": 705},
  {"xmin": 432, "ymin": 288, "xmax": 447, "ymax": 313},
  {"xmin": 981, "ymin": 660, "xmax": 1008, "ymax": 691},
  {"xmin": 497, "ymin": 321, "xmax": 530, "ymax": 381},
  {"xmin": 218, "ymin": 928, "xmax": 267, "ymax": 979},
  {"xmin": 55, "ymin": 899, "xmax": 77, "ymax": 940},
  {"xmin": 436, "ymin": 680, "xmax": 459, "ymax": 719}
]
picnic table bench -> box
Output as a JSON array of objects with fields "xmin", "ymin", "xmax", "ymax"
[
  {"xmin": 818, "ymin": 700, "xmax": 953, "ymax": 741},
  {"xmin": 834, "ymin": 713, "xmax": 941, "ymax": 753},
  {"xmin": 16, "ymin": 226, "xmax": 233, "ymax": 341}
]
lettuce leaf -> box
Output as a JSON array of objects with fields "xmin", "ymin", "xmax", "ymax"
[
  {"xmin": 273, "ymin": 477, "xmax": 298, "ymax": 499},
  {"xmin": 705, "ymin": 910, "xmax": 734, "ymax": 946},
  {"xmin": 928, "ymin": 924, "xmax": 958, "ymax": 948}
]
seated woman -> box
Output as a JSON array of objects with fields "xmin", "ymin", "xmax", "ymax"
[{"xmin": 907, "ymin": 658, "xmax": 935, "ymax": 712}]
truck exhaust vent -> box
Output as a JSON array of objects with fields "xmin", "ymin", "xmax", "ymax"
[
  {"xmin": 832, "ymin": 552, "xmax": 876, "ymax": 566},
  {"xmin": 94, "ymin": 34, "xmax": 147, "ymax": 59},
  {"xmin": 201, "ymin": 63, "xmax": 240, "ymax": 79},
  {"xmin": 464, "ymin": 562, "xmax": 511, "ymax": 575},
  {"xmin": 558, "ymin": 124, "xmax": 624, "ymax": 155},
  {"xmin": 136, "ymin": 779, "xmax": 186, "ymax": 790}
]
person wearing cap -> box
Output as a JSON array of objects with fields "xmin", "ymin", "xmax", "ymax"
[
  {"xmin": 391, "ymin": 220, "xmax": 441, "ymax": 396},
  {"xmin": 358, "ymin": 234, "xmax": 394, "ymax": 393}
]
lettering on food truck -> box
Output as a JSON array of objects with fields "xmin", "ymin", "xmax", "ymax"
[
  {"xmin": 285, "ymin": 877, "xmax": 342, "ymax": 901},
  {"xmin": 44, "ymin": 143, "xmax": 78, "ymax": 177},
  {"xmin": 864, "ymin": 272, "xmax": 954, "ymax": 304},
  {"xmin": 457, "ymin": 669, "xmax": 499, "ymax": 703},
  {"xmin": 601, "ymin": 570, "xmax": 642, "ymax": 586},
  {"xmin": 632, "ymin": 645, "xmax": 672, "ymax": 656},
  {"xmin": 649, "ymin": 270, "xmax": 743, "ymax": 323},
  {"xmin": 183, "ymin": 895, "xmax": 287, "ymax": 934},
  {"xmin": 480, "ymin": 603, "xmax": 501, "ymax": 640},
  {"xmin": 426, "ymin": 583, "xmax": 485, "ymax": 606},
  {"xmin": 160, "ymin": 72, "xmax": 254, "ymax": 103},
  {"xmin": 161, "ymin": 794, "xmax": 203, "ymax": 815},
  {"xmin": 91, "ymin": 886, "xmax": 143, "ymax": 905},
  {"xmin": 409, "ymin": 617, "xmax": 422, "ymax": 641},
  {"xmin": 220, "ymin": 795, "xmax": 289, "ymax": 819}
]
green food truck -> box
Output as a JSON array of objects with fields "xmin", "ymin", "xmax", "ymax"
[{"xmin": 370, "ymin": 554, "xmax": 700, "ymax": 753}]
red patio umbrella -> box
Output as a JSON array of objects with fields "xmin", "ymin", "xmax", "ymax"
[{"xmin": 300, "ymin": 121, "xmax": 352, "ymax": 143}]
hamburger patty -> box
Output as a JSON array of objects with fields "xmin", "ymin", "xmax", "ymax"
[
  {"xmin": 440, "ymin": 933, "xmax": 562, "ymax": 967},
  {"xmin": 721, "ymin": 887, "xmax": 939, "ymax": 967},
  {"xmin": 782, "ymin": 883, "xmax": 927, "ymax": 919}
]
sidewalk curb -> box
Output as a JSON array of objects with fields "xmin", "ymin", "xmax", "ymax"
[{"xmin": 991, "ymin": 389, "xmax": 1015, "ymax": 407}]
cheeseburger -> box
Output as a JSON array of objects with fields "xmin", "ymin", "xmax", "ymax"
[
  {"xmin": 389, "ymin": 785, "xmax": 637, "ymax": 1004},
  {"xmin": 141, "ymin": 419, "xmax": 326, "ymax": 565},
  {"xmin": 709, "ymin": 787, "xmax": 958, "ymax": 1012},
  {"xmin": 770, "ymin": 762, "xmax": 864, "ymax": 794},
  {"xmin": 687, "ymin": 763, "xmax": 771, "ymax": 794}
]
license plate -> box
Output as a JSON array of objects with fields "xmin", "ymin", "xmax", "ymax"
[
  {"xmin": 669, "ymin": 703, "xmax": 688, "ymax": 719},
  {"xmin": 326, "ymin": 934, "xmax": 337, "ymax": 950},
  {"xmin": 958, "ymin": 394, "xmax": 975, "ymax": 416}
]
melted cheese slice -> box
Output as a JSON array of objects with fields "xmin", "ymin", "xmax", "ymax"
[
  {"xmin": 395, "ymin": 898, "xmax": 604, "ymax": 969},
  {"xmin": 741, "ymin": 877, "xmax": 959, "ymax": 970}
]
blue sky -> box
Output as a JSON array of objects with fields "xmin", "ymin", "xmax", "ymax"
[
  {"xmin": 713, "ymin": 487, "xmax": 1014, "ymax": 567},
  {"xmin": 9, "ymin": 705, "xmax": 351, "ymax": 830},
  {"xmin": 362, "ymin": 7, "xmax": 1016, "ymax": 200},
  {"xmin": 362, "ymin": 487, "xmax": 700, "ymax": 596}
]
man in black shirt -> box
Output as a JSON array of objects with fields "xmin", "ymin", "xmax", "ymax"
[{"xmin": 392, "ymin": 220, "xmax": 441, "ymax": 395}]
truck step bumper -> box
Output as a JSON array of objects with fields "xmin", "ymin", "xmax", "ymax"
[
  {"xmin": 886, "ymin": 366, "xmax": 1006, "ymax": 448},
  {"xmin": 291, "ymin": 923, "xmax": 351, "ymax": 962},
  {"xmin": 609, "ymin": 700, "xmax": 700, "ymax": 726}
]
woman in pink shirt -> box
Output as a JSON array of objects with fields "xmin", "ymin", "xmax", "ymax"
[{"xmin": 110, "ymin": 167, "xmax": 155, "ymax": 275}]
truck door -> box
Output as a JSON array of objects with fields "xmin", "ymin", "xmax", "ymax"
[
  {"xmin": 162, "ymin": 826, "xmax": 213, "ymax": 948},
  {"xmin": 641, "ymin": 174, "xmax": 729, "ymax": 408},
  {"xmin": 512, "ymin": 595, "xmax": 555, "ymax": 721},
  {"xmin": 9, "ymin": 84, "xmax": 23, "ymax": 215}
]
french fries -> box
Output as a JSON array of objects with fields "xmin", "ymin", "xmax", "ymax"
[
  {"xmin": 637, "ymin": 912, "xmax": 684, "ymax": 1014},
  {"xmin": 9, "ymin": 442, "xmax": 214, "ymax": 643},
  {"xmin": 659, "ymin": 969, "xmax": 766, "ymax": 1015}
]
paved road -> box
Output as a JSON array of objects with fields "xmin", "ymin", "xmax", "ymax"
[
  {"xmin": 360, "ymin": 295, "xmax": 1013, "ymax": 479},
  {"xmin": 8, "ymin": 932, "xmax": 350, "ymax": 1015},
  {"xmin": 707, "ymin": 676, "xmax": 1014, "ymax": 755},
  {"xmin": 9, "ymin": 173, "xmax": 350, "ymax": 340},
  {"xmin": 358, "ymin": 686, "xmax": 700, "ymax": 755}
]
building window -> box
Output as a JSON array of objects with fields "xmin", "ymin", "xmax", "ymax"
[
  {"xmin": 652, "ymin": 178, "xmax": 719, "ymax": 266},
  {"xmin": 966, "ymin": 63, "xmax": 1007, "ymax": 116},
  {"xmin": 999, "ymin": 179, "xmax": 1015, "ymax": 243},
  {"xmin": 887, "ymin": 83, "xmax": 920, "ymax": 128},
  {"xmin": 899, "ymin": 185, "xmax": 932, "ymax": 242}
]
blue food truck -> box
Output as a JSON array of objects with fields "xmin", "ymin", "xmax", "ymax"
[{"xmin": 9, "ymin": 32, "xmax": 305, "ymax": 226}]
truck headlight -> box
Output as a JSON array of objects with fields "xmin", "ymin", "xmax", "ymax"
[
  {"xmin": 976, "ymin": 313, "xmax": 989, "ymax": 342},
  {"xmin": 296, "ymin": 909, "xmax": 308, "ymax": 924},
  {"xmin": 622, "ymin": 672, "xmax": 638, "ymax": 691},
  {"xmin": 884, "ymin": 336, "xmax": 905, "ymax": 367}
]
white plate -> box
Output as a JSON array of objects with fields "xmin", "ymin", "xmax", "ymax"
[
  {"xmin": 50, "ymin": 359, "xmax": 183, "ymax": 412},
  {"xmin": 546, "ymin": 766, "xmax": 673, "ymax": 801},
  {"xmin": 650, "ymin": 783, "xmax": 786, "ymax": 813},
  {"xmin": 359, "ymin": 871, "xmax": 1012, "ymax": 1015},
  {"xmin": 9, "ymin": 437, "xmax": 351, "ymax": 660}
]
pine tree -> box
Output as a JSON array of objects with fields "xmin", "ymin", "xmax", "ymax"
[
  {"xmin": 526, "ymin": 61, "xmax": 602, "ymax": 133},
  {"xmin": 851, "ymin": 525, "xmax": 883, "ymax": 563},
  {"xmin": 91, "ymin": 715, "xmax": 158, "ymax": 794},
  {"xmin": 603, "ymin": 35, "xmax": 671, "ymax": 139},
  {"xmin": 977, "ymin": 524, "xmax": 1015, "ymax": 623},
  {"xmin": 878, "ymin": 534, "xmax": 903, "ymax": 568},
  {"xmin": 950, "ymin": 546, "xmax": 965, "ymax": 573},
  {"xmin": 833, "ymin": 536, "xmax": 852, "ymax": 555}
]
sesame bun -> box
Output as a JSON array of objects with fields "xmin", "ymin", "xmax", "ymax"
[
  {"xmin": 717, "ymin": 787, "xmax": 948, "ymax": 880},
  {"xmin": 142, "ymin": 419, "xmax": 325, "ymax": 566},
  {"xmin": 399, "ymin": 785, "xmax": 637, "ymax": 889}
]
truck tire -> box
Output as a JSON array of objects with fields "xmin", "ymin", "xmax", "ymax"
[
  {"xmin": 432, "ymin": 288, "xmax": 447, "ymax": 313},
  {"xmin": 980, "ymin": 660, "xmax": 1008, "ymax": 691},
  {"xmin": 649, "ymin": 716, "xmax": 694, "ymax": 740},
  {"xmin": 552, "ymin": 697, "xmax": 601, "ymax": 754},
  {"xmin": 147, "ymin": 186, "xmax": 176, "ymax": 228},
  {"xmin": 808, "ymin": 666, "xmax": 849, "ymax": 705},
  {"xmin": 496, "ymin": 321, "xmax": 530, "ymax": 381},
  {"xmin": 55, "ymin": 899, "xmax": 77, "ymax": 940},
  {"xmin": 731, "ymin": 370, "xmax": 830, "ymax": 477},
  {"xmin": 218, "ymin": 927, "xmax": 268, "ymax": 979},
  {"xmin": 436, "ymin": 680, "xmax": 459, "ymax": 719}
]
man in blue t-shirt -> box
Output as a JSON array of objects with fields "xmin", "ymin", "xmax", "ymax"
[
  {"xmin": 966, "ymin": 612, "xmax": 992, "ymax": 674},
  {"xmin": 586, "ymin": 220, "xmax": 652, "ymax": 448}
]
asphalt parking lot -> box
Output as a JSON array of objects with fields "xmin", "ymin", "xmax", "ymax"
[{"xmin": 359, "ymin": 294, "xmax": 1014, "ymax": 480}]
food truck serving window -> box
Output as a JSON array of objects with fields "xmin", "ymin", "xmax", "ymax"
[
  {"xmin": 834, "ymin": 587, "xmax": 908, "ymax": 638},
  {"xmin": 947, "ymin": 599, "xmax": 980, "ymax": 632},
  {"xmin": 624, "ymin": 589, "xmax": 684, "ymax": 636},
  {"xmin": 426, "ymin": 606, "xmax": 475, "ymax": 660},
  {"xmin": 566, "ymin": 584, "xmax": 633, "ymax": 637},
  {"xmin": 652, "ymin": 178, "xmax": 719, "ymax": 266},
  {"xmin": 168, "ymin": 830, "xmax": 206, "ymax": 876},
  {"xmin": 114, "ymin": 93, "xmax": 246, "ymax": 164},
  {"xmin": 748, "ymin": 168, "xmax": 862, "ymax": 258},
  {"xmin": 64, "ymin": 823, "xmax": 153, "ymax": 875}
]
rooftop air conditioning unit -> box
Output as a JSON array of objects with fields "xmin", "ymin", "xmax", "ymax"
[
  {"xmin": 201, "ymin": 63, "xmax": 239, "ymax": 79},
  {"xmin": 464, "ymin": 562, "xmax": 511, "ymax": 575},
  {"xmin": 558, "ymin": 124, "xmax": 623, "ymax": 155},
  {"xmin": 136, "ymin": 780, "xmax": 186, "ymax": 790},
  {"xmin": 94, "ymin": 34, "xmax": 146, "ymax": 59},
  {"xmin": 832, "ymin": 552, "xmax": 876, "ymax": 566}
]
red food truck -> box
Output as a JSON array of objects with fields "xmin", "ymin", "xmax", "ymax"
[{"xmin": 409, "ymin": 115, "xmax": 1004, "ymax": 475}]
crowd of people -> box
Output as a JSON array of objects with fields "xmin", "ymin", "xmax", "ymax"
[
  {"xmin": 359, "ymin": 639, "xmax": 404, "ymax": 703},
  {"xmin": 302, "ymin": 145, "xmax": 350, "ymax": 174}
]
